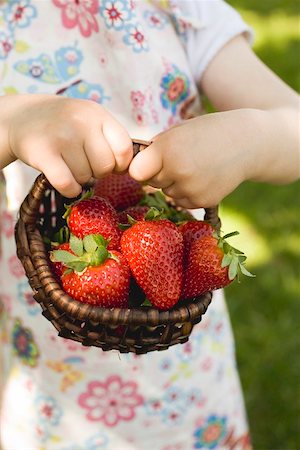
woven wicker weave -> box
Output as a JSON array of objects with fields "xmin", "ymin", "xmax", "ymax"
[{"xmin": 15, "ymin": 139, "xmax": 221, "ymax": 354}]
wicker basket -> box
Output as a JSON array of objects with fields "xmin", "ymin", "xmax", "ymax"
[{"xmin": 15, "ymin": 139, "xmax": 221, "ymax": 354}]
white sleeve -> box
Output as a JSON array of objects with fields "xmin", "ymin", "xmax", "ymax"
[{"xmin": 176, "ymin": 0, "xmax": 254, "ymax": 83}]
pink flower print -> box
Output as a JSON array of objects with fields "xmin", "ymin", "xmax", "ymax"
[
  {"xmin": 8, "ymin": 255, "xmax": 25, "ymax": 278},
  {"xmin": 132, "ymin": 109, "xmax": 149, "ymax": 126},
  {"xmin": 1, "ymin": 210, "xmax": 15, "ymax": 238},
  {"xmin": 130, "ymin": 90, "xmax": 145, "ymax": 108},
  {"xmin": 53, "ymin": 0, "xmax": 100, "ymax": 38},
  {"xmin": 78, "ymin": 375, "xmax": 144, "ymax": 426}
]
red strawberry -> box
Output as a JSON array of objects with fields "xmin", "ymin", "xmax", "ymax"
[
  {"xmin": 61, "ymin": 251, "xmax": 130, "ymax": 307},
  {"xmin": 178, "ymin": 220, "xmax": 214, "ymax": 264},
  {"xmin": 50, "ymin": 242, "xmax": 74, "ymax": 279},
  {"xmin": 118, "ymin": 205, "xmax": 149, "ymax": 225},
  {"xmin": 121, "ymin": 219, "xmax": 183, "ymax": 310},
  {"xmin": 181, "ymin": 232, "xmax": 254, "ymax": 299},
  {"xmin": 94, "ymin": 173, "xmax": 144, "ymax": 210},
  {"xmin": 51, "ymin": 234, "xmax": 130, "ymax": 307},
  {"xmin": 66, "ymin": 196, "xmax": 121, "ymax": 250}
]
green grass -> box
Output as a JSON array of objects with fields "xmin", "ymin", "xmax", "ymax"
[{"xmin": 220, "ymin": 2, "xmax": 300, "ymax": 449}]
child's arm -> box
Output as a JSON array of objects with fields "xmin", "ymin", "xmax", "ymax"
[
  {"xmin": 129, "ymin": 35, "xmax": 300, "ymax": 209},
  {"xmin": 0, "ymin": 94, "xmax": 133, "ymax": 198}
]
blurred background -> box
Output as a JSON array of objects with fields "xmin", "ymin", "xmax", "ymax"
[{"xmin": 220, "ymin": 1, "xmax": 300, "ymax": 448}]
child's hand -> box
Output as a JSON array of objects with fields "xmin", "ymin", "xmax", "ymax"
[
  {"xmin": 129, "ymin": 110, "xmax": 258, "ymax": 209},
  {"xmin": 1, "ymin": 94, "xmax": 133, "ymax": 197}
]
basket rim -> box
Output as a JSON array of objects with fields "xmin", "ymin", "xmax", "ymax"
[{"xmin": 16, "ymin": 218, "xmax": 212, "ymax": 326}]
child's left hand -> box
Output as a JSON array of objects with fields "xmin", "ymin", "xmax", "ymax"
[{"xmin": 129, "ymin": 109, "xmax": 257, "ymax": 209}]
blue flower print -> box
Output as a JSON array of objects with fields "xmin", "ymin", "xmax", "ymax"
[
  {"xmin": 35, "ymin": 394, "xmax": 63, "ymax": 427},
  {"xmin": 143, "ymin": 10, "xmax": 168, "ymax": 29},
  {"xmin": 123, "ymin": 23, "xmax": 149, "ymax": 53},
  {"xmin": 194, "ymin": 415, "xmax": 227, "ymax": 449},
  {"xmin": 4, "ymin": 0, "xmax": 37, "ymax": 31},
  {"xmin": 175, "ymin": 331, "xmax": 203, "ymax": 363},
  {"xmin": 160, "ymin": 64, "xmax": 190, "ymax": 115},
  {"xmin": 61, "ymin": 80, "xmax": 110, "ymax": 104},
  {"xmin": 100, "ymin": 0, "xmax": 134, "ymax": 30},
  {"xmin": 17, "ymin": 279, "xmax": 40, "ymax": 315},
  {"xmin": 86, "ymin": 432, "xmax": 109, "ymax": 450},
  {"xmin": 145, "ymin": 384, "xmax": 201, "ymax": 426},
  {"xmin": 162, "ymin": 403, "xmax": 185, "ymax": 426},
  {"xmin": 159, "ymin": 356, "xmax": 174, "ymax": 371},
  {"xmin": 0, "ymin": 31, "xmax": 14, "ymax": 60}
]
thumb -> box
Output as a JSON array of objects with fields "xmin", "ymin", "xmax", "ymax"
[{"xmin": 128, "ymin": 142, "xmax": 163, "ymax": 182}]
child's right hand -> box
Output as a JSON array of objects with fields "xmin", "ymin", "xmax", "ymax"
[{"xmin": 0, "ymin": 94, "xmax": 133, "ymax": 197}]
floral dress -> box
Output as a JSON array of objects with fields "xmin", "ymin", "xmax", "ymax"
[{"xmin": 0, "ymin": 1, "xmax": 253, "ymax": 449}]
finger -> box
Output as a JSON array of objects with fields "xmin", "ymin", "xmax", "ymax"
[
  {"xmin": 162, "ymin": 184, "xmax": 186, "ymax": 199},
  {"xmin": 103, "ymin": 119, "xmax": 133, "ymax": 172},
  {"xmin": 39, "ymin": 156, "xmax": 82, "ymax": 198},
  {"xmin": 171, "ymin": 197, "xmax": 198, "ymax": 210},
  {"xmin": 147, "ymin": 175, "xmax": 174, "ymax": 190},
  {"xmin": 129, "ymin": 143, "xmax": 163, "ymax": 182},
  {"xmin": 84, "ymin": 132, "xmax": 116, "ymax": 179},
  {"xmin": 62, "ymin": 146, "xmax": 93, "ymax": 186}
]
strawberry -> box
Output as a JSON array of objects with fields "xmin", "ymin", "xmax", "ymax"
[
  {"xmin": 66, "ymin": 195, "xmax": 122, "ymax": 250},
  {"xmin": 181, "ymin": 232, "xmax": 254, "ymax": 299},
  {"xmin": 178, "ymin": 220, "xmax": 214, "ymax": 264},
  {"xmin": 61, "ymin": 252, "xmax": 130, "ymax": 307},
  {"xmin": 51, "ymin": 234, "xmax": 130, "ymax": 307},
  {"xmin": 93, "ymin": 173, "xmax": 144, "ymax": 210},
  {"xmin": 118, "ymin": 205, "xmax": 149, "ymax": 225},
  {"xmin": 121, "ymin": 219, "xmax": 183, "ymax": 310}
]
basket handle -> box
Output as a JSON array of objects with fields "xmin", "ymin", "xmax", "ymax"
[{"xmin": 18, "ymin": 138, "xmax": 221, "ymax": 230}]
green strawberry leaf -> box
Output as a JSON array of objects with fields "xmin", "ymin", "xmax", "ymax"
[
  {"xmin": 221, "ymin": 253, "xmax": 233, "ymax": 268},
  {"xmin": 90, "ymin": 246, "xmax": 108, "ymax": 266},
  {"xmin": 51, "ymin": 250, "xmax": 79, "ymax": 264},
  {"xmin": 144, "ymin": 207, "xmax": 162, "ymax": 220},
  {"xmin": 83, "ymin": 235, "xmax": 98, "ymax": 253},
  {"xmin": 228, "ymin": 256, "xmax": 239, "ymax": 280},
  {"xmin": 141, "ymin": 298, "xmax": 152, "ymax": 306},
  {"xmin": 53, "ymin": 226, "xmax": 70, "ymax": 245},
  {"xmin": 107, "ymin": 252, "xmax": 119, "ymax": 263},
  {"xmin": 217, "ymin": 230, "xmax": 255, "ymax": 282},
  {"xmin": 67, "ymin": 261, "xmax": 89, "ymax": 273},
  {"xmin": 239, "ymin": 264, "xmax": 256, "ymax": 277},
  {"xmin": 70, "ymin": 234, "xmax": 84, "ymax": 256},
  {"xmin": 93, "ymin": 234, "xmax": 108, "ymax": 248}
]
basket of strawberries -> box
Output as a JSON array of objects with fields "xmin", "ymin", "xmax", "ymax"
[{"xmin": 15, "ymin": 139, "xmax": 252, "ymax": 354}]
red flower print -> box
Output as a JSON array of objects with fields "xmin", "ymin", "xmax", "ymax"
[
  {"xmin": 53, "ymin": 0, "xmax": 99, "ymax": 37},
  {"xmin": 78, "ymin": 375, "xmax": 144, "ymax": 426}
]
